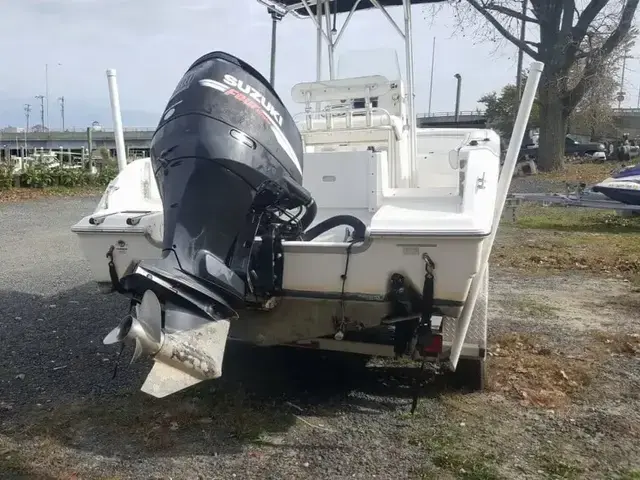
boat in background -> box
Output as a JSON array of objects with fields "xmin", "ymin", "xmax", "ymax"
[{"xmin": 592, "ymin": 163, "xmax": 640, "ymax": 206}]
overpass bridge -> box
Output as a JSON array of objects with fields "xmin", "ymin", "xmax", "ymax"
[
  {"xmin": 417, "ymin": 108, "xmax": 640, "ymax": 135},
  {"xmin": 5, "ymin": 108, "xmax": 640, "ymax": 161},
  {"xmin": 0, "ymin": 127, "xmax": 154, "ymax": 160}
]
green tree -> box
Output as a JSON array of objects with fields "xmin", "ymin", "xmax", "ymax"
[
  {"xmin": 479, "ymin": 74, "xmax": 540, "ymax": 137},
  {"xmin": 451, "ymin": 0, "xmax": 638, "ymax": 170}
]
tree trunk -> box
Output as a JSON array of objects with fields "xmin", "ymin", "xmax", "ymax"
[{"xmin": 537, "ymin": 72, "xmax": 568, "ymax": 171}]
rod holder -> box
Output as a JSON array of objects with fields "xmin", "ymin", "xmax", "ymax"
[
  {"xmin": 106, "ymin": 69, "xmax": 128, "ymax": 173},
  {"xmin": 448, "ymin": 61, "xmax": 544, "ymax": 370}
]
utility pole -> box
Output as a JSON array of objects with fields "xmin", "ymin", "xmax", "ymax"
[
  {"xmin": 617, "ymin": 48, "xmax": 632, "ymax": 108},
  {"xmin": 58, "ymin": 96, "xmax": 65, "ymax": 131},
  {"xmin": 618, "ymin": 54, "xmax": 627, "ymax": 109},
  {"xmin": 35, "ymin": 95, "xmax": 45, "ymax": 129},
  {"xmin": 23, "ymin": 104, "xmax": 32, "ymax": 151},
  {"xmin": 45, "ymin": 63, "xmax": 62, "ymax": 132}
]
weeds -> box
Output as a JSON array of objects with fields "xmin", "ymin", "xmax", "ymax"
[{"xmin": 537, "ymin": 453, "xmax": 584, "ymax": 479}]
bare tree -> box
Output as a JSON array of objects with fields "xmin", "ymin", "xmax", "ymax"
[
  {"xmin": 456, "ymin": 0, "xmax": 638, "ymax": 170},
  {"xmin": 568, "ymin": 55, "xmax": 620, "ymax": 139}
]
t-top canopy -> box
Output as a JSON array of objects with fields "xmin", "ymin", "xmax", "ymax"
[{"xmin": 267, "ymin": 0, "xmax": 445, "ymax": 17}]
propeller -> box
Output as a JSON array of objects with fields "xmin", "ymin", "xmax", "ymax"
[{"xmin": 103, "ymin": 290, "xmax": 164, "ymax": 364}]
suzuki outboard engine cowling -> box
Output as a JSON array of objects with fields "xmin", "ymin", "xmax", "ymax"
[{"xmin": 136, "ymin": 51, "xmax": 317, "ymax": 310}]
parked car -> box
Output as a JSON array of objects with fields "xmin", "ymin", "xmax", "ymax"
[{"xmin": 519, "ymin": 136, "xmax": 607, "ymax": 161}]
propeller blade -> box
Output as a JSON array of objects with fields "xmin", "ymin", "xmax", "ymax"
[
  {"xmin": 131, "ymin": 338, "xmax": 144, "ymax": 364},
  {"xmin": 137, "ymin": 290, "xmax": 162, "ymax": 343},
  {"xmin": 103, "ymin": 325, "xmax": 123, "ymax": 345}
]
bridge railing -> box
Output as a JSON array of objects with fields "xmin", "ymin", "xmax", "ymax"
[
  {"xmin": 416, "ymin": 108, "xmax": 640, "ymax": 119},
  {"xmin": 611, "ymin": 108, "xmax": 640, "ymax": 115},
  {"xmin": 5, "ymin": 108, "xmax": 640, "ymax": 137},
  {"xmin": 0, "ymin": 126, "xmax": 156, "ymax": 134},
  {"xmin": 417, "ymin": 110, "xmax": 486, "ymax": 118}
]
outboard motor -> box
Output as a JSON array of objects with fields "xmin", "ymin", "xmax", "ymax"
[
  {"xmin": 126, "ymin": 51, "xmax": 317, "ymax": 306},
  {"xmin": 104, "ymin": 52, "xmax": 318, "ymax": 398}
]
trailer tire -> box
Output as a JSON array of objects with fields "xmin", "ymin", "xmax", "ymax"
[{"xmin": 449, "ymin": 358, "xmax": 486, "ymax": 392}]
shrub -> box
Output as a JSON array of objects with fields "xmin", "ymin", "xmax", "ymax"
[
  {"xmin": 0, "ymin": 164, "xmax": 13, "ymax": 190},
  {"xmin": 15, "ymin": 163, "xmax": 119, "ymax": 189}
]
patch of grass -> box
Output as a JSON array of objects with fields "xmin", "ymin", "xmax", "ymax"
[
  {"xmin": 510, "ymin": 296, "xmax": 559, "ymax": 318},
  {"xmin": 537, "ymin": 453, "xmax": 584, "ymax": 479},
  {"xmin": 432, "ymin": 451, "xmax": 502, "ymax": 480},
  {"xmin": 0, "ymin": 440, "xmax": 59, "ymax": 480},
  {"xmin": 493, "ymin": 225, "xmax": 640, "ymax": 280},
  {"xmin": 8, "ymin": 385, "xmax": 295, "ymax": 456},
  {"xmin": 513, "ymin": 204, "xmax": 640, "ymax": 234},
  {"xmin": 0, "ymin": 186, "xmax": 103, "ymax": 203},
  {"xmin": 592, "ymin": 331, "xmax": 640, "ymax": 356},
  {"xmin": 0, "ymin": 450, "xmax": 29, "ymax": 476},
  {"xmin": 592, "ymin": 292, "xmax": 640, "ymax": 314},
  {"xmin": 614, "ymin": 469, "xmax": 640, "ymax": 480},
  {"xmin": 538, "ymin": 162, "xmax": 628, "ymax": 185},
  {"xmin": 487, "ymin": 333, "xmax": 592, "ymax": 408},
  {"xmin": 408, "ymin": 420, "xmax": 504, "ymax": 480},
  {"xmin": 1, "ymin": 385, "xmax": 297, "ymax": 479}
]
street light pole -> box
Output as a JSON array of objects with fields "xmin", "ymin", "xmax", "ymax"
[
  {"xmin": 35, "ymin": 95, "xmax": 45, "ymax": 129},
  {"xmin": 24, "ymin": 104, "xmax": 32, "ymax": 152},
  {"xmin": 45, "ymin": 63, "xmax": 49, "ymax": 131},
  {"xmin": 454, "ymin": 73, "xmax": 462, "ymax": 123},
  {"xmin": 45, "ymin": 62, "xmax": 62, "ymax": 132},
  {"xmin": 58, "ymin": 96, "xmax": 65, "ymax": 131}
]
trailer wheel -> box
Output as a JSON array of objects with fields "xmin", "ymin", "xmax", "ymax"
[{"xmin": 448, "ymin": 358, "xmax": 486, "ymax": 392}]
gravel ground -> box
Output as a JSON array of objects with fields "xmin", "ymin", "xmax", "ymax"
[
  {"xmin": 1, "ymin": 196, "xmax": 639, "ymax": 480},
  {"xmin": 508, "ymin": 176, "xmax": 572, "ymax": 195}
]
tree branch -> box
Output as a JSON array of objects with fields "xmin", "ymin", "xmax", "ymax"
[
  {"xmin": 599, "ymin": 0, "xmax": 640, "ymax": 57},
  {"xmin": 560, "ymin": 0, "xmax": 575, "ymax": 38},
  {"xmin": 484, "ymin": 4, "xmax": 539, "ymax": 23},
  {"xmin": 565, "ymin": 0, "xmax": 610, "ymax": 63},
  {"xmin": 465, "ymin": 0, "xmax": 540, "ymax": 59},
  {"xmin": 573, "ymin": 0, "xmax": 610, "ymax": 37},
  {"xmin": 565, "ymin": 0, "xmax": 640, "ymax": 112}
]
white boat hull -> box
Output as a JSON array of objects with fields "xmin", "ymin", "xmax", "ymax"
[
  {"xmin": 73, "ymin": 132, "xmax": 497, "ymax": 346},
  {"xmin": 73, "ymin": 212, "xmax": 485, "ymax": 313},
  {"xmin": 73, "ymin": 220, "xmax": 485, "ymax": 346}
]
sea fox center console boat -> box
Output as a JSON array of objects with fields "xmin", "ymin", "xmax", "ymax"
[{"xmin": 71, "ymin": 0, "xmax": 543, "ymax": 399}]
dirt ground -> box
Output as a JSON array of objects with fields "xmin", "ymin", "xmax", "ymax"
[{"xmin": 1, "ymin": 196, "xmax": 640, "ymax": 480}]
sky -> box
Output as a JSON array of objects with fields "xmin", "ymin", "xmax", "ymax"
[{"xmin": 1, "ymin": 0, "xmax": 638, "ymax": 130}]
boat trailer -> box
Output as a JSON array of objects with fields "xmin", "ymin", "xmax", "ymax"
[{"xmin": 503, "ymin": 190, "xmax": 640, "ymax": 221}]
